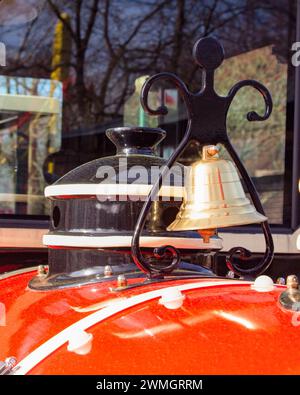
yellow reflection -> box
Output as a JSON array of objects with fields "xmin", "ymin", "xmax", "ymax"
[
  {"xmin": 71, "ymin": 297, "xmax": 126, "ymax": 313},
  {"xmin": 112, "ymin": 322, "xmax": 182, "ymax": 339},
  {"xmin": 215, "ymin": 311, "xmax": 256, "ymax": 330},
  {"xmin": 182, "ymin": 311, "xmax": 212, "ymax": 326}
]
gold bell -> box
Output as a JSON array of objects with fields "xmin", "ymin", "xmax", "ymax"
[{"xmin": 167, "ymin": 145, "xmax": 266, "ymax": 238}]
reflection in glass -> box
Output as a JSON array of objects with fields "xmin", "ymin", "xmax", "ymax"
[
  {"xmin": 0, "ymin": 77, "xmax": 62, "ymax": 214},
  {"xmin": 0, "ymin": 0, "xmax": 295, "ymax": 223}
]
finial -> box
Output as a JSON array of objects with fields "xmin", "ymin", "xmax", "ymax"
[{"xmin": 193, "ymin": 36, "xmax": 224, "ymax": 70}]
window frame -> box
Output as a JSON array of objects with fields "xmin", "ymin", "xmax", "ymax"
[{"xmin": 0, "ymin": 1, "xmax": 298, "ymax": 244}]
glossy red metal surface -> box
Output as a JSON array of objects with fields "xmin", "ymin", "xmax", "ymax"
[{"xmin": 0, "ymin": 270, "xmax": 299, "ymax": 375}]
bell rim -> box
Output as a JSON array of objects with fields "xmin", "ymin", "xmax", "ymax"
[{"xmin": 167, "ymin": 211, "xmax": 267, "ymax": 231}]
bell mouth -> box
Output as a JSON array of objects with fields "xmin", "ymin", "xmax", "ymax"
[
  {"xmin": 167, "ymin": 209, "xmax": 267, "ymax": 231},
  {"xmin": 106, "ymin": 127, "xmax": 166, "ymax": 155}
]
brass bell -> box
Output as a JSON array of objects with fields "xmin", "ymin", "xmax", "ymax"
[{"xmin": 167, "ymin": 145, "xmax": 266, "ymax": 239}]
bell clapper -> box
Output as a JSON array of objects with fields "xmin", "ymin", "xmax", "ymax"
[{"xmin": 198, "ymin": 229, "xmax": 216, "ymax": 244}]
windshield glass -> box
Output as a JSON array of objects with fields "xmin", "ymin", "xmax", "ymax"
[
  {"xmin": 0, "ymin": 0, "xmax": 295, "ymax": 224},
  {"xmin": 0, "ymin": 1, "xmax": 296, "ymax": 286}
]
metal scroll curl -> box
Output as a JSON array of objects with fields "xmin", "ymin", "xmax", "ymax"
[
  {"xmin": 131, "ymin": 74, "xmax": 192, "ymax": 278},
  {"xmin": 131, "ymin": 35, "xmax": 274, "ymax": 279},
  {"xmin": 224, "ymin": 80, "xmax": 274, "ymax": 277}
]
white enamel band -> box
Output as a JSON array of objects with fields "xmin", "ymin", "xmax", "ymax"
[
  {"xmin": 43, "ymin": 234, "xmax": 223, "ymax": 250},
  {"xmin": 45, "ymin": 184, "xmax": 184, "ymax": 198},
  {"xmin": 13, "ymin": 280, "xmax": 249, "ymax": 375}
]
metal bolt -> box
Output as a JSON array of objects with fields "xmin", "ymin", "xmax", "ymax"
[
  {"xmin": 0, "ymin": 356, "xmax": 17, "ymax": 375},
  {"xmin": 5, "ymin": 357, "xmax": 17, "ymax": 369},
  {"xmin": 279, "ymin": 274, "xmax": 300, "ymax": 311},
  {"xmin": 227, "ymin": 270, "xmax": 235, "ymax": 279},
  {"xmin": 286, "ymin": 274, "xmax": 299, "ymax": 290},
  {"xmin": 117, "ymin": 274, "xmax": 127, "ymax": 288},
  {"xmin": 104, "ymin": 265, "xmax": 113, "ymax": 277},
  {"xmin": 37, "ymin": 265, "xmax": 48, "ymax": 277}
]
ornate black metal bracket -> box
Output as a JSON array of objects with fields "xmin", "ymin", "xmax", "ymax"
[{"xmin": 131, "ymin": 36, "xmax": 274, "ymax": 279}]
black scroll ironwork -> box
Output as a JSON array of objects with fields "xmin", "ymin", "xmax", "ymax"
[{"xmin": 131, "ymin": 36, "xmax": 274, "ymax": 278}]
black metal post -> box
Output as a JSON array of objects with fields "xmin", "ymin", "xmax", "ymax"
[{"xmin": 131, "ymin": 36, "xmax": 274, "ymax": 278}]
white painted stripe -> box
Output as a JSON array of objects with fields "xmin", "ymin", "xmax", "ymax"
[
  {"xmin": 45, "ymin": 184, "xmax": 184, "ymax": 198},
  {"xmin": 0, "ymin": 267, "xmax": 37, "ymax": 281},
  {"xmin": 13, "ymin": 280, "xmax": 249, "ymax": 375},
  {"xmin": 0, "ymin": 227, "xmax": 297, "ymax": 253},
  {"xmin": 43, "ymin": 234, "xmax": 223, "ymax": 250}
]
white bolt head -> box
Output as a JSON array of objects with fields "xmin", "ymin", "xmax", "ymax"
[
  {"xmin": 67, "ymin": 329, "xmax": 93, "ymax": 355},
  {"xmin": 158, "ymin": 287, "xmax": 185, "ymax": 310},
  {"xmin": 251, "ymin": 275, "xmax": 274, "ymax": 292}
]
